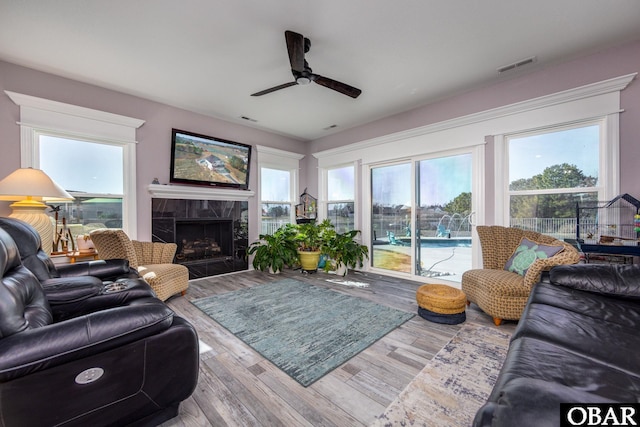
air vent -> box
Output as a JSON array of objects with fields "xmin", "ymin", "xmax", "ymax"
[
  {"xmin": 323, "ymin": 124, "xmax": 338, "ymax": 130},
  {"xmin": 497, "ymin": 56, "xmax": 537, "ymax": 73},
  {"xmin": 240, "ymin": 116, "xmax": 258, "ymax": 122}
]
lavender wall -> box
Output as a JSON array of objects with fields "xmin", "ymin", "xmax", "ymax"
[
  {"xmin": 1, "ymin": 38, "xmax": 639, "ymax": 241},
  {"xmin": 308, "ymin": 39, "xmax": 640, "ymax": 220},
  {"xmin": 0, "ymin": 60, "xmax": 305, "ymax": 241}
]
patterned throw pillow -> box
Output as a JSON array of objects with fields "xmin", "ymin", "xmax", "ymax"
[{"xmin": 504, "ymin": 237, "xmax": 564, "ymax": 276}]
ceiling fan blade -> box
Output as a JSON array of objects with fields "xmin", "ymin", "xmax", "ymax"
[
  {"xmin": 251, "ymin": 81, "xmax": 298, "ymax": 97},
  {"xmin": 314, "ymin": 75, "xmax": 362, "ymax": 99},
  {"xmin": 285, "ymin": 30, "xmax": 305, "ymax": 73}
]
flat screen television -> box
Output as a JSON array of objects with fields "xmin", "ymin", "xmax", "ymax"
[{"xmin": 170, "ymin": 128, "xmax": 252, "ymax": 190}]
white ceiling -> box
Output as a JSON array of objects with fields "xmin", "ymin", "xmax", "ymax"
[{"xmin": 1, "ymin": 1, "xmax": 640, "ymax": 142}]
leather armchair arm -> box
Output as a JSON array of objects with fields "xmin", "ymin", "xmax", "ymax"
[
  {"xmin": 550, "ymin": 264, "xmax": 640, "ymax": 298},
  {"xmin": 41, "ymin": 276, "xmax": 104, "ymax": 304},
  {"xmin": 57, "ymin": 259, "xmax": 138, "ymax": 280},
  {"xmin": 0, "ymin": 302, "xmax": 174, "ymax": 382}
]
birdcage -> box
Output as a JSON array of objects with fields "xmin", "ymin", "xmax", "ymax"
[
  {"xmin": 295, "ymin": 188, "xmax": 317, "ymax": 224},
  {"xmin": 576, "ymin": 193, "xmax": 640, "ymax": 245}
]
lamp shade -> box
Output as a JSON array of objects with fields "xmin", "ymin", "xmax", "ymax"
[
  {"xmin": 0, "ymin": 167, "xmax": 74, "ymax": 255},
  {"xmin": 0, "ymin": 167, "xmax": 74, "ymax": 202}
]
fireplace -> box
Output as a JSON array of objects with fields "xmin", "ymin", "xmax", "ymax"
[
  {"xmin": 151, "ymin": 192, "xmax": 249, "ymax": 279},
  {"xmin": 175, "ymin": 219, "xmax": 232, "ymax": 261}
]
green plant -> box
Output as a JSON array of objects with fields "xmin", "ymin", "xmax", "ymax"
[
  {"xmin": 324, "ymin": 229, "xmax": 369, "ymax": 273},
  {"xmin": 295, "ymin": 219, "xmax": 334, "ymax": 252},
  {"xmin": 247, "ymin": 224, "xmax": 298, "ymax": 273}
]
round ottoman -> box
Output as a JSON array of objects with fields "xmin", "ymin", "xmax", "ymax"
[{"xmin": 416, "ymin": 284, "xmax": 467, "ymax": 324}]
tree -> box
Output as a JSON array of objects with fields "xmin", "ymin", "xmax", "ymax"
[
  {"xmin": 443, "ymin": 192, "xmax": 471, "ymax": 215},
  {"xmin": 509, "ymin": 163, "xmax": 597, "ymax": 219}
]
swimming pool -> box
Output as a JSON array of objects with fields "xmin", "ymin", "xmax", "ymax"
[{"xmin": 420, "ymin": 238, "xmax": 471, "ymax": 248}]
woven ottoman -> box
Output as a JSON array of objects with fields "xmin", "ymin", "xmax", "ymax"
[{"xmin": 416, "ymin": 284, "xmax": 466, "ymax": 324}]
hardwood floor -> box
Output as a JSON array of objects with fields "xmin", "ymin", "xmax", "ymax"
[{"xmin": 160, "ymin": 269, "xmax": 516, "ymax": 427}]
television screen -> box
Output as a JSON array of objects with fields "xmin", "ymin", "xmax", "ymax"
[{"xmin": 170, "ymin": 129, "xmax": 252, "ymax": 190}]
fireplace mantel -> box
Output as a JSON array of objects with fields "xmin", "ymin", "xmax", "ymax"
[{"xmin": 148, "ymin": 184, "xmax": 255, "ymax": 201}]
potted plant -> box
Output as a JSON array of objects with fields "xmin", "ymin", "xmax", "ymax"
[
  {"xmin": 295, "ymin": 219, "xmax": 334, "ymax": 272},
  {"xmin": 324, "ymin": 229, "xmax": 369, "ymax": 276},
  {"xmin": 247, "ymin": 224, "xmax": 298, "ymax": 274}
]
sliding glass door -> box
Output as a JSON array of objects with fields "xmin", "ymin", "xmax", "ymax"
[
  {"xmin": 369, "ymin": 153, "xmax": 473, "ymax": 282},
  {"xmin": 371, "ymin": 163, "xmax": 412, "ymax": 273},
  {"xmin": 416, "ymin": 154, "xmax": 472, "ymax": 281}
]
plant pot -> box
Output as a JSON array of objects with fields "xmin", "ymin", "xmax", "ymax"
[
  {"xmin": 334, "ymin": 263, "xmax": 348, "ymax": 277},
  {"xmin": 268, "ymin": 266, "xmax": 280, "ymax": 275},
  {"xmin": 298, "ymin": 250, "xmax": 321, "ymax": 272}
]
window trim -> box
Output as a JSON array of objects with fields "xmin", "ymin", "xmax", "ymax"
[
  {"xmin": 319, "ymin": 161, "xmax": 358, "ymax": 231},
  {"xmin": 495, "ymin": 115, "xmax": 619, "ymax": 225},
  {"xmin": 255, "ymin": 145, "xmax": 304, "ymax": 230},
  {"xmin": 6, "ymin": 91, "xmax": 144, "ymax": 237}
]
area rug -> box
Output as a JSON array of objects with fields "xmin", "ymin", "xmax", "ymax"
[
  {"xmin": 372, "ymin": 322, "xmax": 511, "ymax": 427},
  {"xmin": 191, "ymin": 278, "xmax": 414, "ymax": 386}
]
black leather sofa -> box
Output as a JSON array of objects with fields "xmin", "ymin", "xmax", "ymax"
[
  {"xmin": 473, "ymin": 264, "xmax": 640, "ymax": 427},
  {"xmin": 0, "ymin": 218, "xmax": 199, "ymax": 426}
]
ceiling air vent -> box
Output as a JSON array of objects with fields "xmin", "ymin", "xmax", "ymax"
[
  {"xmin": 240, "ymin": 116, "xmax": 258, "ymax": 122},
  {"xmin": 323, "ymin": 124, "xmax": 338, "ymax": 130},
  {"xmin": 497, "ymin": 56, "xmax": 537, "ymax": 74}
]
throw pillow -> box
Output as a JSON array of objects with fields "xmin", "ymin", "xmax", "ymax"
[{"xmin": 504, "ymin": 237, "xmax": 564, "ymax": 276}]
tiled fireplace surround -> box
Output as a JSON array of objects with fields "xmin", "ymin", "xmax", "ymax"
[{"xmin": 149, "ymin": 184, "xmax": 251, "ymax": 279}]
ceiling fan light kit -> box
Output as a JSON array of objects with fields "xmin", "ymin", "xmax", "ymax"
[{"xmin": 252, "ymin": 30, "xmax": 361, "ymax": 99}]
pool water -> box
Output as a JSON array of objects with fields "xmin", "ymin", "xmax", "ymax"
[{"xmin": 420, "ymin": 238, "xmax": 471, "ymax": 248}]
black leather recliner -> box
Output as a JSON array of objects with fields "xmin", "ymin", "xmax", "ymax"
[
  {"xmin": 0, "ymin": 221, "xmax": 199, "ymax": 426},
  {"xmin": 0, "ymin": 217, "xmax": 156, "ymax": 321}
]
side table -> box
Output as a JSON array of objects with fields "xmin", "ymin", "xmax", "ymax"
[{"xmin": 66, "ymin": 250, "xmax": 99, "ymax": 263}]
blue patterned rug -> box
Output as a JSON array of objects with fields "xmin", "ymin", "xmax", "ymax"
[{"xmin": 192, "ymin": 278, "xmax": 414, "ymax": 386}]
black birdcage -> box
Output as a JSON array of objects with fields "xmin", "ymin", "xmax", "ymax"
[{"xmin": 296, "ymin": 189, "xmax": 317, "ymax": 224}]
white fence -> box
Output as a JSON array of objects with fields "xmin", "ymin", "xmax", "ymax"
[
  {"xmin": 509, "ymin": 218, "xmax": 598, "ymax": 240},
  {"xmin": 262, "ymin": 217, "xmax": 613, "ymax": 241},
  {"xmin": 261, "ymin": 220, "xmax": 291, "ymax": 235}
]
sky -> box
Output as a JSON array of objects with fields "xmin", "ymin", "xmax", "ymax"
[
  {"xmin": 508, "ymin": 124, "xmax": 599, "ymax": 183},
  {"xmin": 40, "ymin": 135, "xmax": 123, "ymax": 194}
]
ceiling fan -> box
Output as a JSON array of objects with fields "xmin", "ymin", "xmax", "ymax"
[{"xmin": 251, "ymin": 30, "xmax": 362, "ymax": 99}]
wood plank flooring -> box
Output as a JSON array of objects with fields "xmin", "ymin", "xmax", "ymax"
[{"xmin": 160, "ymin": 269, "xmax": 516, "ymax": 427}]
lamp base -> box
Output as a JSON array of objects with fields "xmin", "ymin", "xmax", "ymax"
[{"xmin": 9, "ymin": 200, "xmax": 54, "ymax": 255}]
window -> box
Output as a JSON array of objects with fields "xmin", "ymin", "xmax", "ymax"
[
  {"xmin": 326, "ymin": 165, "xmax": 355, "ymax": 233},
  {"xmin": 255, "ymin": 145, "xmax": 304, "ymax": 235},
  {"xmin": 506, "ymin": 122, "xmax": 602, "ymax": 238},
  {"xmin": 260, "ymin": 167, "xmax": 294, "ymax": 234},
  {"xmin": 39, "ymin": 135, "xmax": 125, "ymax": 231},
  {"xmin": 7, "ymin": 91, "xmax": 143, "ymax": 237}
]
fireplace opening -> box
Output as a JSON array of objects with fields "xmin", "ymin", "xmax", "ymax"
[{"xmin": 175, "ymin": 219, "xmax": 233, "ymax": 263}]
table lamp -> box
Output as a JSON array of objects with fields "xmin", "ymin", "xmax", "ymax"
[{"xmin": 0, "ymin": 167, "xmax": 74, "ymax": 254}]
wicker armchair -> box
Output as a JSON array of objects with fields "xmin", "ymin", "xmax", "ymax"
[
  {"xmin": 461, "ymin": 225, "xmax": 580, "ymax": 326},
  {"xmin": 89, "ymin": 229, "xmax": 189, "ymax": 301}
]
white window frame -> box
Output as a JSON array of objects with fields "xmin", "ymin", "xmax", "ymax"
[
  {"xmin": 5, "ymin": 91, "xmax": 144, "ymax": 237},
  {"xmin": 255, "ymin": 145, "xmax": 304, "ymax": 231},
  {"xmin": 318, "ymin": 161, "xmax": 359, "ymax": 230},
  {"xmin": 495, "ymin": 115, "xmax": 619, "ymax": 226}
]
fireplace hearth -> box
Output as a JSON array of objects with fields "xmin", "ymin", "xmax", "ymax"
[{"xmin": 151, "ymin": 198, "xmax": 248, "ymax": 279}]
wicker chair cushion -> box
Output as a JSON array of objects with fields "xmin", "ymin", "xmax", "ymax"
[
  {"xmin": 504, "ymin": 237, "xmax": 564, "ymax": 276},
  {"xmin": 137, "ymin": 263, "xmax": 189, "ymax": 302}
]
